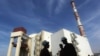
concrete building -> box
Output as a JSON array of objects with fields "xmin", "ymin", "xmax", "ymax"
[{"xmin": 7, "ymin": 27, "xmax": 94, "ymax": 56}]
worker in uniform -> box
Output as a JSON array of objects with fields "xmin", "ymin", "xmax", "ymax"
[{"xmin": 40, "ymin": 40, "xmax": 50, "ymax": 56}]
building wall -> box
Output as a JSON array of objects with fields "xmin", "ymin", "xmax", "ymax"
[
  {"xmin": 51, "ymin": 29, "xmax": 93, "ymax": 56},
  {"xmin": 29, "ymin": 34, "xmax": 37, "ymax": 56},
  {"xmin": 29, "ymin": 29, "xmax": 93, "ymax": 56},
  {"xmin": 39, "ymin": 31, "xmax": 52, "ymax": 51},
  {"xmin": 75, "ymin": 34, "xmax": 93, "ymax": 56},
  {"xmin": 51, "ymin": 29, "xmax": 66, "ymax": 56},
  {"xmin": 29, "ymin": 31, "xmax": 52, "ymax": 56}
]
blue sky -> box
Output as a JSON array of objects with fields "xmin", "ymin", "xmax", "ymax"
[{"xmin": 0, "ymin": 0, "xmax": 100, "ymax": 55}]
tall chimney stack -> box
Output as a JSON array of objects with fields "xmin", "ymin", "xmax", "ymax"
[{"xmin": 71, "ymin": 0, "xmax": 86, "ymax": 37}]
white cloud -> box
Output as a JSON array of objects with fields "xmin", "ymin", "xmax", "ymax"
[
  {"xmin": 86, "ymin": 23, "xmax": 100, "ymax": 39},
  {"xmin": 83, "ymin": 7, "xmax": 100, "ymax": 24},
  {"xmin": 0, "ymin": 44, "xmax": 8, "ymax": 56},
  {"xmin": 0, "ymin": 24, "xmax": 11, "ymax": 39},
  {"xmin": 78, "ymin": 0, "xmax": 90, "ymax": 9},
  {"xmin": 6, "ymin": 10, "xmax": 42, "ymax": 26},
  {"xmin": 84, "ymin": 7, "xmax": 100, "ymax": 39},
  {"xmin": 54, "ymin": 0, "xmax": 67, "ymax": 14},
  {"xmin": 47, "ymin": 0, "xmax": 54, "ymax": 15},
  {"xmin": 0, "ymin": 31, "xmax": 10, "ymax": 39},
  {"xmin": 84, "ymin": 13, "xmax": 100, "ymax": 25},
  {"xmin": 47, "ymin": 0, "xmax": 67, "ymax": 15}
]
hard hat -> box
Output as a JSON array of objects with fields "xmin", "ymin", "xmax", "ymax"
[{"xmin": 42, "ymin": 40, "xmax": 49, "ymax": 46}]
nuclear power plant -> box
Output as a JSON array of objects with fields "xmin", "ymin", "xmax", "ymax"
[{"xmin": 7, "ymin": 0, "xmax": 94, "ymax": 56}]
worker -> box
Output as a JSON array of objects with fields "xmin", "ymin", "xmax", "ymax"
[
  {"xmin": 59, "ymin": 44, "xmax": 63, "ymax": 56},
  {"xmin": 61, "ymin": 37, "xmax": 77, "ymax": 56},
  {"xmin": 40, "ymin": 40, "xmax": 50, "ymax": 56}
]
